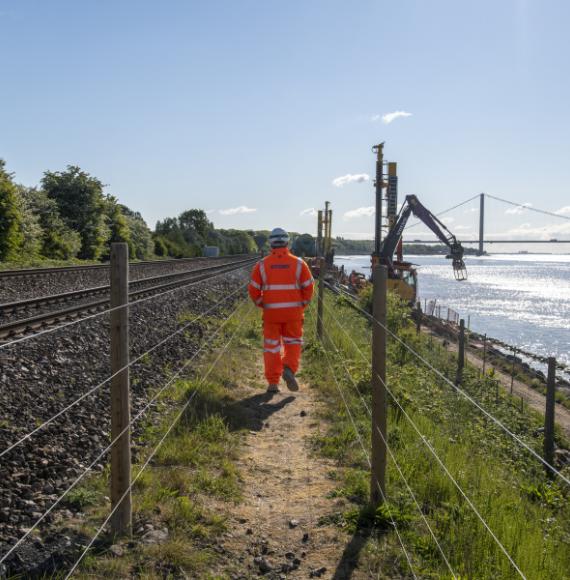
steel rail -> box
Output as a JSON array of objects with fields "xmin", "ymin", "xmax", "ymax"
[
  {"xmin": 0, "ymin": 254, "xmax": 250, "ymax": 280},
  {"xmin": 0, "ymin": 257, "xmax": 252, "ymax": 315},
  {"xmin": 0, "ymin": 257, "xmax": 256, "ymax": 341}
]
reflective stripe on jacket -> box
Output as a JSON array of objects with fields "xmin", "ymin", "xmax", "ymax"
[{"xmin": 248, "ymin": 248, "xmax": 315, "ymax": 322}]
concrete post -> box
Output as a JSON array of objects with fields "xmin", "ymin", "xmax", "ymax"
[
  {"xmin": 110, "ymin": 243, "xmax": 132, "ymax": 537},
  {"xmin": 371, "ymin": 265, "xmax": 387, "ymax": 506}
]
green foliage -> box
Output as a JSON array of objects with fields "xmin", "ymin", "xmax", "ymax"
[
  {"xmin": 301, "ymin": 291, "xmax": 570, "ymax": 579},
  {"xmin": 22, "ymin": 186, "xmax": 82, "ymax": 259},
  {"xmin": 291, "ymin": 232, "xmax": 316, "ymax": 257},
  {"xmin": 14, "ymin": 184, "xmax": 43, "ymax": 258},
  {"xmin": 0, "ymin": 160, "xmax": 24, "ymax": 261},
  {"xmin": 41, "ymin": 165, "xmax": 108, "ymax": 259},
  {"xmin": 120, "ymin": 205, "xmax": 154, "ymax": 259}
]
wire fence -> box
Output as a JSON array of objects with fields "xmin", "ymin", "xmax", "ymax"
[{"xmin": 0, "ymin": 255, "xmax": 253, "ymax": 574}]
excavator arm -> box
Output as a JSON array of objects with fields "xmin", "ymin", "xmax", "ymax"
[{"xmin": 379, "ymin": 195, "xmax": 467, "ymax": 281}]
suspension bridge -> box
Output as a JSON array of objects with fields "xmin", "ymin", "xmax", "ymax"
[{"xmin": 404, "ymin": 192, "xmax": 570, "ymax": 253}]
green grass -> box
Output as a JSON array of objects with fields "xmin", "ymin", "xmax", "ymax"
[
  {"xmin": 66, "ymin": 300, "xmax": 260, "ymax": 579},
  {"xmin": 300, "ymin": 289, "xmax": 570, "ymax": 579}
]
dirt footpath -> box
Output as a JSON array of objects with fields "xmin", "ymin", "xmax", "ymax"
[
  {"xmin": 429, "ymin": 330, "xmax": 570, "ymax": 438},
  {"xmin": 213, "ymin": 377, "xmax": 370, "ymax": 579}
]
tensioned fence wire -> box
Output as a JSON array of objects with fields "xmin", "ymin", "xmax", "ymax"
[
  {"xmin": 0, "ymin": 298, "xmax": 251, "ymax": 567},
  {"xmin": 63, "ymin": 302, "xmax": 255, "ymax": 578},
  {"xmin": 319, "ymin": 294, "xmax": 527, "ymax": 578},
  {"xmin": 304, "ymin": 298, "xmax": 417, "ymax": 577},
  {"xmin": 0, "ymin": 258, "xmax": 256, "ymax": 351},
  {"xmin": 0, "ymin": 279, "xmax": 249, "ymax": 459},
  {"xmin": 323, "ymin": 287, "xmax": 570, "ymax": 488}
]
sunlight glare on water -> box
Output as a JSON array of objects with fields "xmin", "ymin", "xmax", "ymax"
[{"xmin": 335, "ymin": 254, "xmax": 570, "ymax": 367}]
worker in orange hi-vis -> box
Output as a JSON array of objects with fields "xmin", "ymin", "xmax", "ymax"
[{"xmin": 248, "ymin": 228, "xmax": 315, "ymax": 393}]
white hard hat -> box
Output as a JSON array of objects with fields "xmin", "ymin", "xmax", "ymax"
[{"xmin": 269, "ymin": 227, "xmax": 290, "ymax": 248}]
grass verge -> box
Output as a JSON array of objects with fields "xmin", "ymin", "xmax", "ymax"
[
  {"xmin": 300, "ymin": 288, "xmax": 570, "ymax": 579},
  {"xmin": 61, "ymin": 299, "xmax": 262, "ymax": 579}
]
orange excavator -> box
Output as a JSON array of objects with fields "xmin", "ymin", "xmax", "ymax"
[{"xmin": 372, "ymin": 194, "xmax": 467, "ymax": 303}]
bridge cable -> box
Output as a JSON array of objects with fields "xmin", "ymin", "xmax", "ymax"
[
  {"xmin": 486, "ymin": 194, "xmax": 570, "ymax": 222},
  {"xmin": 405, "ymin": 194, "xmax": 481, "ymax": 231}
]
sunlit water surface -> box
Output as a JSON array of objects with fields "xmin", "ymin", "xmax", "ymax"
[{"xmin": 335, "ymin": 254, "xmax": 570, "ymax": 368}]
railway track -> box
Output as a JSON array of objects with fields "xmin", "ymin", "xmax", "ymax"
[
  {"xmin": 0, "ymin": 256, "xmax": 256, "ymax": 341},
  {"xmin": 0, "ymin": 254, "xmax": 246, "ymax": 280}
]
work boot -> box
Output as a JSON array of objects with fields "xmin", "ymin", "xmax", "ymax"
[
  {"xmin": 282, "ymin": 366, "xmax": 299, "ymax": 391},
  {"xmin": 267, "ymin": 384, "xmax": 280, "ymax": 393}
]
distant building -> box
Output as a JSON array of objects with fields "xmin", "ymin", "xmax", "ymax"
[{"xmin": 204, "ymin": 246, "xmax": 220, "ymax": 257}]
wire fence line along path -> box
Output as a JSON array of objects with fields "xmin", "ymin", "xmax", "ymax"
[{"xmin": 0, "ymin": 243, "xmax": 255, "ymax": 575}]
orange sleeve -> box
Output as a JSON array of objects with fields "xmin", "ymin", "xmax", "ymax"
[
  {"xmin": 248, "ymin": 262, "xmax": 263, "ymax": 307},
  {"xmin": 300, "ymin": 261, "xmax": 314, "ymax": 303}
]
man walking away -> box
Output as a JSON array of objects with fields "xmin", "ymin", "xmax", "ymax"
[{"xmin": 248, "ymin": 228, "xmax": 315, "ymax": 393}]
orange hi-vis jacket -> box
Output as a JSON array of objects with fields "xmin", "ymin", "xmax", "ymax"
[{"xmin": 248, "ymin": 248, "xmax": 315, "ymax": 322}]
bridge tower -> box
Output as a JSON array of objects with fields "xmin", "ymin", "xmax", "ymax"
[{"xmin": 478, "ymin": 193, "xmax": 485, "ymax": 256}]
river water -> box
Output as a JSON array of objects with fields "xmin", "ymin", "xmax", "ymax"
[{"xmin": 335, "ymin": 254, "xmax": 570, "ymax": 371}]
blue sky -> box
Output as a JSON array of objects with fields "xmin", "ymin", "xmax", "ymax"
[{"xmin": 1, "ymin": 0, "xmax": 569, "ymax": 243}]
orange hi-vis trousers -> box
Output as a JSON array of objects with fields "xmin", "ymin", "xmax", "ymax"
[{"xmin": 263, "ymin": 320, "xmax": 304, "ymax": 385}]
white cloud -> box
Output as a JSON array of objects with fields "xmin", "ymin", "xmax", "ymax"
[
  {"xmin": 555, "ymin": 206, "xmax": 570, "ymax": 216},
  {"xmin": 344, "ymin": 206, "xmax": 375, "ymax": 219},
  {"xmin": 372, "ymin": 110, "xmax": 413, "ymax": 124},
  {"xmin": 205, "ymin": 209, "xmax": 216, "ymax": 214},
  {"xmin": 455, "ymin": 225, "xmax": 472, "ymax": 231},
  {"xmin": 219, "ymin": 206, "xmax": 257, "ymax": 216},
  {"xmin": 332, "ymin": 173, "xmax": 370, "ymax": 187},
  {"xmin": 300, "ymin": 207, "xmax": 318, "ymax": 217},
  {"xmin": 464, "ymin": 207, "xmax": 478, "ymax": 214},
  {"xmin": 505, "ymin": 202, "xmax": 532, "ymax": 215},
  {"xmin": 442, "ymin": 217, "xmax": 455, "ymax": 224}
]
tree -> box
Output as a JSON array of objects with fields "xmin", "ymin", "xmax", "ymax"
[
  {"xmin": 14, "ymin": 184, "xmax": 43, "ymax": 258},
  {"xmin": 22, "ymin": 187, "xmax": 81, "ymax": 259},
  {"xmin": 121, "ymin": 205, "xmax": 154, "ymax": 259},
  {"xmin": 41, "ymin": 166, "xmax": 108, "ymax": 259},
  {"xmin": 0, "ymin": 160, "xmax": 24, "ymax": 261},
  {"xmin": 178, "ymin": 209, "xmax": 212, "ymax": 241}
]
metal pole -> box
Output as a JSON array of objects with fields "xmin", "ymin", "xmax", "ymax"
[
  {"xmin": 456, "ymin": 319, "xmax": 465, "ymax": 385},
  {"xmin": 317, "ymin": 257, "xmax": 325, "ymax": 341},
  {"xmin": 371, "ymin": 265, "xmax": 387, "ymax": 506},
  {"xmin": 373, "ymin": 143, "xmax": 384, "ymax": 256},
  {"xmin": 317, "ymin": 210, "xmax": 323, "ymax": 257},
  {"xmin": 478, "ymin": 193, "xmax": 485, "ymax": 256},
  {"xmin": 110, "ymin": 243, "xmax": 132, "ymax": 537},
  {"xmin": 544, "ymin": 357, "xmax": 556, "ymax": 477}
]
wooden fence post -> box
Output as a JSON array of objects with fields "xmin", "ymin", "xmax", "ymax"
[
  {"xmin": 482, "ymin": 333, "xmax": 487, "ymax": 377},
  {"xmin": 371, "ymin": 265, "xmax": 387, "ymax": 506},
  {"xmin": 510, "ymin": 347, "xmax": 516, "ymax": 395},
  {"xmin": 110, "ymin": 243, "xmax": 132, "ymax": 536},
  {"xmin": 317, "ymin": 258, "xmax": 325, "ymax": 341},
  {"xmin": 415, "ymin": 301, "xmax": 421, "ymax": 334},
  {"xmin": 456, "ymin": 319, "xmax": 465, "ymax": 385},
  {"xmin": 544, "ymin": 357, "xmax": 556, "ymax": 477}
]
